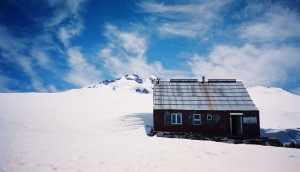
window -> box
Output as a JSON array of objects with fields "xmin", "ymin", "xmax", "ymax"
[
  {"xmin": 193, "ymin": 114, "xmax": 201, "ymax": 125},
  {"xmin": 207, "ymin": 114, "xmax": 212, "ymax": 120},
  {"xmin": 171, "ymin": 113, "xmax": 182, "ymax": 124},
  {"xmin": 243, "ymin": 117, "xmax": 257, "ymax": 124}
]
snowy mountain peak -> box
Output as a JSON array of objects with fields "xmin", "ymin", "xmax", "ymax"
[
  {"xmin": 148, "ymin": 75, "xmax": 158, "ymax": 84},
  {"xmin": 87, "ymin": 74, "xmax": 156, "ymax": 94},
  {"xmin": 124, "ymin": 74, "xmax": 143, "ymax": 84},
  {"xmin": 99, "ymin": 74, "xmax": 146, "ymax": 86},
  {"xmin": 101, "ymin": 79, "xmax": 116, "ymax": 85}
]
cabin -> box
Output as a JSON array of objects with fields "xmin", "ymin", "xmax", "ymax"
[{"xmin": 153, "ymin": 78, "xmax": 260, "ymax": 137}]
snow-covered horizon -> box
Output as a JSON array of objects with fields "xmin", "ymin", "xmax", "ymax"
[
  {"xmin": 3, "ymin": 83, "xmax": 300, "ymax": 130},
  {"xmin": 0, "ymin": 76, "xmax": 300, "ymax": 171}
]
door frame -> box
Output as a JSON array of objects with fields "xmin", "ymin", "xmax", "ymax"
[{"xmin": 230, "ymin": 113, "xmax": 243, "ymax": 135}]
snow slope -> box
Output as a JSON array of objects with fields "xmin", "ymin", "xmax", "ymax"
[
  {"xmin": 248, "ymin": 86, "xmax": 300, "ymax": 129},
  {"xmin": 0, "ymin": 86, "xmax": 300, "ymax": 171},
  {"xmin": 248, "ymin": 86, "xmax": 300, "ymax": 144}
]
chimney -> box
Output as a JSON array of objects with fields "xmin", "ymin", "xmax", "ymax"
[
  {"xmin": 155, "ymin": 78, "xmax": 160, "ymax": 85},
  {"xmin": 202, "ymin": 76, "xmax": 205, "ymax": 83}
]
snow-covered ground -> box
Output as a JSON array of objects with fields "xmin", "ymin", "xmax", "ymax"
[
  {"xmin": 248, "ymin": 86, "xmax": 300, "ymax": 144},
  {"xmin": 0, "ymin": 86, "xmax": 300, "ymax": 171},
  {"xmin": 248, "ymin": 86, "xmax": 300, "ymax": 129}
]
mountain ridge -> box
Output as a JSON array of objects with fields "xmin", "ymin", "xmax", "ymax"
[{"xmin": 86, "ymin": 74, "xmax": 157, "ymax": 94}]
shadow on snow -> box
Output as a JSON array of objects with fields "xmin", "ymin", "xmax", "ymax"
[
  {"xmin": 260, "ymin": 128, "xmax": 300, "ymax": 144},
  {"xmin": 116, "ymin": 113, "xmax": 153, "ymax": 135},
  {"xmin": 117, "ymin": 114, "xmax": 300, "ymax": 144}
]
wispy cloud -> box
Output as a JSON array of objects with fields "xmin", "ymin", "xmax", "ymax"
[
  {"xmin": 104, "ymin": 24, "xmax": 147, "ymax": 58},
  {"xmin": 0, "ymin": 0, "xmax": 89, "ymax": 91},
  {"xmin": 44, "ymin": 0, "xmax": 86, "ymax": 27},
  {"xmin": 43, "ymin": 10, "xmax": 68, "ymax": 28},
  {"xmin": 187, "ymin": 44, "xmax": 300, "ymax": 86},
  {"xmin": 65, "ymin": 47, "xmax": 101, "ymax": 87},
  {"xmin": 58, "ymin": 17, "xmax": 84, "ymax": 47},
  {"xmin": 100, "ymin": 24, "xmax": 155, "ymax": 79},
  {"xmin": 137, "ymin": 0, "xmax": 232, "ymax": 37},
  {"xmin": 239, "ymin": 2, "xmax": 300, "ymax": 42},
  {"xmin": 2, "ymin": 0, "xmax": 299, "ymax": 93},
  {"xmin": 0, "ymin": 25, "xmax": 49, "ymax": 92},
  {"xmin": 47, "ymin": 0, "xmax": 101, "ymax": 87},
  {"xmin": 44, "ymin": 0, "xmax": 86, "ymax": 47},
  {"xmin": 30, "ymin": 48, "xmax": 51, "ymax": 68},
  {"xmin": 99, "ymin": 24, "xmax": 188, "ymax": 79},
  {"xmin": 41, "ymin": 0, "xmax": 93, "ymax": 88}
]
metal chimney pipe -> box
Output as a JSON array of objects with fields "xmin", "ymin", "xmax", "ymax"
[{"xmin": 202, "ymin": 76, "xmax": 205, "ymax": 83}]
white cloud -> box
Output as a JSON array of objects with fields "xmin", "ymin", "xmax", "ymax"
[
  {"xmin": 104, "ymin": 24, "xmax": 146, "ymax": 58},
  {"xmin": 0, "ymin": 25, "xmax": 59, "ymax": 92},
  {"xmin": 58, "ymin": 28, "xmax": 70, "ymax": 46},
  {"xmin": 58, "ymin": 18, "xmax": 84, "ymax": 47},
  {"xmin": 17, "ymin": 58, "xmax": 49, "ymax": 92},
  {"xmin": 48, "ymin": 84, "xmax": 58, "ymax": 93},
  {"xmin": 240, "ymin": 3, "xmax": 300, "ymax": 42},
  {"xmin": 67, "ymin": 0, "xmax": 86, "ymax": 14},
  {"xmin": 99, "ymin": 24, "xmax": 188, "ymax": 79},
  {"xmin": 31, "ymin": 49, "xmax": 50, "ymax": 68},
  {"xmin": 44, "ymin": 0, "xmax": 86, "ymax": 27},
  {"xmin": 187, "ymin": 44, "xmax": 300, "ymax": 87},
  {"xmin": 0, "ymin": 0, "xmax": 89, "ymax": 91},
  {"xmin": 43, "ymin": 0, "xmax": 86, "ymax": 47},
  {"xmin": 44, "ymin": 10, "xmax": 68, "ymax": 27},
  {"xmin": 137, "ymin": 0, "xmax": 232, "ymax": 37},
  {"xmin": 65, "ymin": 47, "xmax": 102, "ymax": 87},
  {"xmin": 0, "ymin": 26, "xmax": 49, "ymax": 92},
  {"xmin": 31, "ymin": 80, "xmax": 48, "ymax": 92},
  {"xmin": 45, "ymin": 0, "xmax": 94, "ymax": 87},
  {"xmin": 0, "ymin": 26, "xmax": 26, "ymax": 53}
]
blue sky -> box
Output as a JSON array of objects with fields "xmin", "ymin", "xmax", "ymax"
[{"xmin": 1, "ymin": 0, "xmax": 300, "ymax": 94}]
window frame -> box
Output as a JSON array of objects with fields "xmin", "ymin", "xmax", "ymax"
[
  {"xmin": 243, "ymin": 117, "xmax": 257, "ymax": 124},
  {"xmin": 193, "ymin": 114, "xmax": 201, "ymax": 125},
  {"xmin": 207, "ymin": 114, "xmax": 213, "ymax": 120},
  {"xmin": 171, "ymin": 113, "xmax": 182, "ymax": 125}
]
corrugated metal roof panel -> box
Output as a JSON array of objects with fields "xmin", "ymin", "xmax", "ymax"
[
  {"xmin": 154, "ymin": 89, "xmax": 247, "ymax": 93},
  {"xmin": 154, "ymin": 96, "xmax": 252, "ymax": 101},
  {"xmin": 158, "ymin": 80, "xmax": 244, "ymax": 85},
  {"xmin": 154, "ymin": 100, "xmax": 255, "ymax": 105},
  {"xmin": 154, "ymin": 92, "xmax": 250, "ymax": 97},
  {"xmin": 170, "ymin": 79, "xmax": 198, "ymax": 82},
  {"xmin": 153, "ymin": 80, "xmax": 258, "ymax": 111},
  {"xmin": 154, "ymin": 104, "xmax": 258, "ymax": 111}
]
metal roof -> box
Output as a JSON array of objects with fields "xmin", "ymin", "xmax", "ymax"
[
  {"xmin": 170, "ymin": 79, "xmax": 198, "ymax": 83},
  {"xmin": 153, "ymin": 80, "xmax": 258, "ymax": 111}
]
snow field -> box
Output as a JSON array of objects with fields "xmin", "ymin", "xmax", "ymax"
[
  {"xmin": 0, "ymin": 87, "xmax": 300, "ymax": 171},
  {"xmin": 248, "ymin": 86, "xmax": 300, "ymax": 129}
]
